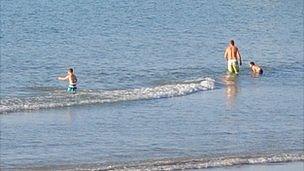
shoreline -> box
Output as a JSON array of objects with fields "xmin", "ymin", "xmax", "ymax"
[
  {"xmin": 4, "ymin": 155, "xmax": 303, "ymax": 171},
  {"xmin": 3, "ymin": 161, "xmax": 304, "ymax": 171},
  {"xmin": 199, "ymin": 162, "xmax": 304, "ymax": 171}
]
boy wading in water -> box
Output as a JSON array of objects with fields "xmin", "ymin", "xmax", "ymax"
[
  {"xmin": 58, "ymin": 68, "xmax": 77, "ymax": 93},
  {"xmin": 224, "ymin": 40, "xmax": 242, "ymax": 74}
]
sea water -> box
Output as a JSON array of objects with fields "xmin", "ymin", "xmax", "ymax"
[{"xmin": 0, "ymin": 0, "xmax": 303, "ymax": 170}]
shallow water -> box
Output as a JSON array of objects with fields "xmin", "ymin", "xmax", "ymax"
[{"xmin": 1, "ymin": 0, "xmax": 303, "ymax": 170}]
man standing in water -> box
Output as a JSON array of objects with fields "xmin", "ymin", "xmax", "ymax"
[{"xmin": 224, "ymin": 40, "xmax": 242, "ymax": 74}]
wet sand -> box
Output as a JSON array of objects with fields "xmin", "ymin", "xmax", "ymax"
[{"xmin": 198, "ymin": 162, "xmax": 304, "ymax": 171}]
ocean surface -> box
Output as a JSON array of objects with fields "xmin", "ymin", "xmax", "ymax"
[{"xmin": 1, "ymin": 0, "xmax": 303, "ymax": 170}]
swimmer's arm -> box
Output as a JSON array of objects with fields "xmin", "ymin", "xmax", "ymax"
[
  {"xmin": 250, "ymin": 66, "xmax": 254, "ymax": 72},
  {"xmin": 58, "ymin": 75, "xmax": 69, "ymax": 80}
]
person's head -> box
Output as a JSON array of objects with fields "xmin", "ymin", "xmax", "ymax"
[
  {"xmin": 230, "ymin": 40, "xmax": 235, "ymax": 46},
  {"xmin": 68, "ymin": 68, "xmax": 74, "ymax": 74},
  {"xmin": 249, "ymin": 62, "xmax": 255, "ymax": 67}
]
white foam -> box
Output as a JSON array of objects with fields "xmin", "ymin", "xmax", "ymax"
[
  {"xmin": 0, "ymin": 78, "xmax": 215, "ymax": 113},
  {"xmin": 84, "ymin": 153, "xmax": 304, "ymax": 171},
  {"xmin": 7, "ymin": 153, "xmax": 303, "ymax": 171}
]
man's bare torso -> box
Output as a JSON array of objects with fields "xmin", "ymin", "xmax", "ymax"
[{"xmin": 225, "ymin": 45, "xmax": 239, "ymax": 60}]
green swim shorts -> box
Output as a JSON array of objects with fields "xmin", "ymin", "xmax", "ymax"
[
  {"xmin": 67, "ymin": 85, "xmax": 77, "ymax": 93},
  {"xmin": 227, "ymin": 59, "xmax": 239, "ymax": 74}
]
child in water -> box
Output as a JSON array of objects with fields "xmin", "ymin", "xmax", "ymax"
[
  {"xmin": 249, "ymin": 62, "xmax": 263, "ymax": 74},
  {"xmin": 58, "ymin": 68, "xmax": 77, "ymax": 93}
]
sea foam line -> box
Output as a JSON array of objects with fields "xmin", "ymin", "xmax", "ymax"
[
  {"xmin": 0, "ymin": 78, "xmax": 215, "ymax": 114},
  {"xmin": 7, "ymin": 153, "xmax": 303, "ymax": 171},
  {"xmin": 88, "ymin": 153, "xmax": 304, "ymax": 171}
]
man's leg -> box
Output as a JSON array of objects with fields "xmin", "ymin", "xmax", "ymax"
[
  {"xmin": 232, "ymin": 64, "xmax": 239, "ymax": 74},
  {"xmin": 228, "ymin": 63, "xmax": 233, "ymax": 73}
]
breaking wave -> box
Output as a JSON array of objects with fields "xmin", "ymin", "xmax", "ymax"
[{"xmin": 0, "ymin": 78, "xmax": 215, "ymax": 114}]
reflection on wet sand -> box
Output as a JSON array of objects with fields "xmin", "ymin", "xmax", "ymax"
[{"xmin": 222, "ymin": 74, "xmax": 238, "ymax": 107}]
